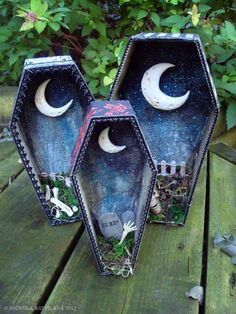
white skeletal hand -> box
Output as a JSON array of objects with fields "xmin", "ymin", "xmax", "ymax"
[{"xmin": 118, "ymin": 221, "xmax": 138, "ymax": 245}]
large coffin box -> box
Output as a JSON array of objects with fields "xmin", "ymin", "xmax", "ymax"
[
  {"xmin": 110, "ymin": 33, "xmax": 219, "ymax": 225},
  {"xmin": 71, "ymin": 100, "xmax": 157, "ymax": 276},
  {"xmin": 10, "ymin": 56, "xmax": 94, "ymax": 225}
]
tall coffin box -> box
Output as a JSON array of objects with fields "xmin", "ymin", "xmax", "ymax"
[
  {"xmin": 10, "ymin": 56, "xmax": 94, "ymax": 225},
  {"xmin": 110, "ymin": 33, "xmax": 219, "ymax": 225},
  {"xmin": 71, "ymin": 100, "xmax": 157, "ymax": 276}
]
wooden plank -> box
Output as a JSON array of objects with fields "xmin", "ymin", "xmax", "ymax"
[
  {"xmin": 0, "ymin": 86, "xmax": 16, "ymax": 127},
  {"xmin": 211, "ymin": 126, "xmax": 236, "ymax": 149},
  {"xmin": 0, "ymin": 141, "xmax": 16, "ymax": 162},
  {"xmin": 205, "ymin": 152, "xmax": 236, "ymax": 314},
  {"xmin": 212, "ymin": 107, "xmax": 227, "ymax": 140},
  {"xmin": 0, "ymin": 171, "xmax": 83, "ymax": 311},
  {"xmin": 43, "ymin": 161, "xmax": 207, "ymax": 314},
  {"xmin": 0, "ymin": 141, "xmax": 23, "ymax": 192},
  {"xmin": 209, "ymin": 143, "xmax": 236, "ymax": 165}
]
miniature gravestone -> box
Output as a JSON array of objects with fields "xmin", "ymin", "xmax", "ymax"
[
  {"xmin": 10, "ymin": 56, "xmax": 94, "ymax": 225},
  {"xmin": 71, "ymin": 100, "xmax": 157, "ymax": 276},
  {"xmin": 110, "ymin": 33, "xmax": 219, "ymax": 225}
]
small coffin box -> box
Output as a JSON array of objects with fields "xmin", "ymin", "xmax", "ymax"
[
  {"xmin": 71, "ymin": 100, "xmax": 157, "ymax": 276},
  {"xmin": 10, "ymin": 56, "xmax": 94, "ymax": 225},
  {"xmin": 110, "ymin": 33, "xmax": 219, "ymax": 225}
]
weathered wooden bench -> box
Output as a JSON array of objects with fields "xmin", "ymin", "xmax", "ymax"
[{"xmin": 0, "ymin": 89, "xmax": 235, "ymax": 313}]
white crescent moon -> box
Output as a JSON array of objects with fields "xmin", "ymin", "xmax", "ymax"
[
  {"xmin": 98, "ymin": 127, "xmax": 126, "ymax": 154},
  {"xmin": 35, "ymin": 79, "xmax": 73, "ymax": 117},
  {"xmin": 141, "ymin": 63, "xmax": 190, "ymax": 110}
]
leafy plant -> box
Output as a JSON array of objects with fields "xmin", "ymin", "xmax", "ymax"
[
  {"xmin": 0, "ymin": 0, "xmax": 236, "ymax": 127},
  {"xmin": 17, "ymin": 0, "xmax": 70, "ymax": 33}
]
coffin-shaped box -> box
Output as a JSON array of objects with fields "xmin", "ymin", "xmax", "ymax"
[
  {"xmin": 71, "ymin": 100, "xmax": 157, "ymax": 276},
  {"xmin": 10, "ymin": 56, "xmax": 94, "ymax": 225},
  {"xmin": 110, "ymin": 33, "xmax": 219, "ymax": 225}
]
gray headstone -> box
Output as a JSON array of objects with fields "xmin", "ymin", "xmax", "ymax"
[
  {"xmin": 98, "ymin": 213, "xmax": 123, "ymax": 240},
  {"xmin": 121, "ymin": 210, "xmax": 135, "ymax": 225}
]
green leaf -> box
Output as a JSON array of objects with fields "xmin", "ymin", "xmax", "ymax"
[
  {"xmin": 150, "ymin": 12, "xmax": 160, "ymax": 27},
  {"xmin": 226, "ymin": 58, "xmax": 236, "ymax": 72},
  {"xmin": 116, "ymin": 39, "xmax": 129, "ymax": 64},
  {"xmin": 128, "ymin": 8, "xmax": 139, "ymax": 18},
  {"xmin": 103, "ymin": 76, "xmax": 114, "ymax": 86},
  {"xmin": 208, "ymin": 44, "xmax": 235, "ymax": 63},
  {"xmin": 171, "ymin": 25, "xmax": 180, "ymax": 33},
  {"xmin": 84, "ymin": 50, "xmax": 97, "ymax": 60},
  {"xmin": 88, "ymin": 38, "xmax": 99, "ymax": 49},
  {"xmin": 88, "ymin": 79, "xmax": 99, "ymax": 89},
  {"xmin": 198, "ymin": 5, "xmax": 211, "ymax": 13},
  {"xmin": 16, "ymin": 10, "xmax": 27, "ymax": 18},
  {"xmin": 217, "ymin": 49, "xmax": 235, "ymax": 63},
  {"xmin": 35, "ymin": 21, "xmax": 46, "ymax": 33},
  {"xmin": 225, "ymin": 21, "xmax": 236, "ymax": 40},
  {"xmin": 40, "ymin": 2, "xmax": 48, "ymax": 15},
  {"xmin": 99, "ymin": 85, "xmax": 110, "ymax": 97},
  {"xmin": 209, "ymin": 9, "xmax": 225, "ymax": 18},
  {"xmin": 94, "ymin": 63, "xmax": 106, "ymax": 74},
  {"xmin": 119, "ymin": 0, "xmax": 130, "ymax": 4},
  {"xmin": 96, "ymin": 23, "xmax": 106, "ymax": 37},
  {"xmin": 219, "ymin": 82, "xmax": 236, "ymax": 95},
  {"xmin": 0, "ymin": 43, "xmax": 10, "ymax": 51},
  {"xmin": 60, "ymin": 22, "xmax": 69, "ymax": 30},
  {"xmin": 9, "ymin": 54, "xmax": 19, "ymax": 66},
  {"xmin": 191, "ymin": 4, "xmax": 200, "ymax": 26},
  {"xmin": 31, "ymin": 0, "xmax": 41, "ymax": 12},
  {"xmin": 222, "ymin": 75, "xmax": 229, "ymax": 83},
  {"xmin": 53, "ymin": 12, "xmax": 65, "ymax": 22},
  {"xmin": 31, "ymin": 0, "xmax": 47, "ymax": 16},
  {"xmin": 47, "ymin": 7, "xmax": 71, "ymax": 15},
  {"xmin": 81, "ymin": 24, "xmax": 92, "ymax": 37},
  {"xmin": 226, "ymin": 103, "xmax": 236, "ymax": 129},
  {"xmin": 109, "ymin": 68, "xmax": 117, "ymax": 79},
  {"xmin": 82, "ymin": 62, "xmax": 99, "ymax": 78},
  {"xmin": 161, "ymin": 15, "xmax": 188, "ymax": 29},
  {"xmin": 137, "ymin": 10, "xmax": 148, "ymax": 20},
  {"xmin": 49, "ymin": 22, "xmax": 60, "ymax": 32},
  {"xmin": 11, "ymin": 71, "xmax": 18, "ymax": 81},
  {"xmin": 20, "ymin": 21, "xmax": 34, "ymax": 31}
]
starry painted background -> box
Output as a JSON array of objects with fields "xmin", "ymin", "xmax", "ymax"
[
  {"xmin": 114, "ymin": 40, "xmax": 214, "ymax": 166},
  {"xmin": 72, "ymin": 101, "xmax": 154, "ymax": 222},
  {"xmin": 18, "ymin": 68, "xmax": 91, "ymax": 174}
]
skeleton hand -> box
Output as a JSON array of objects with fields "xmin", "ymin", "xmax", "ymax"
[{"xmin": 118, "ymin": 221, "xmax": 137, "ymax": 245}]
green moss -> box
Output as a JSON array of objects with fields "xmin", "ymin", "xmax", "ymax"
[
  {"xmin": 97, "ymin": 235, "xmax": 135, "ymax": 276},
  {"xmin": 98, "ymin": 235, "xmax": 134, "ymax": 263},
  {"xmin": 147, "ymin": 212, "xmax": 164, "ymax": 223}
]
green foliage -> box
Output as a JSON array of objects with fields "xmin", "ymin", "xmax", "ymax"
[
  {"xmin": 0, "ymin": 0, "xmax": 236, "ymax": 127},
  {"xmin": 17, "ymin": 0, "xmax": 70, "ymax": 33},
  {"xmin": 98, "ymin": 234, "xmax": 134, "ymax": 262}
]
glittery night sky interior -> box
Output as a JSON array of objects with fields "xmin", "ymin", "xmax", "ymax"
[
  {"xmin": 113, "ymin": 40, "xmax": 214, "ymax": 166},
  {"xmin": 18, "ymin": 69, "xmax": 90, "ymax": 174},
  {"xmin": 77, "ymin": 120, "xmax": 152, "ymax": 228}
]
